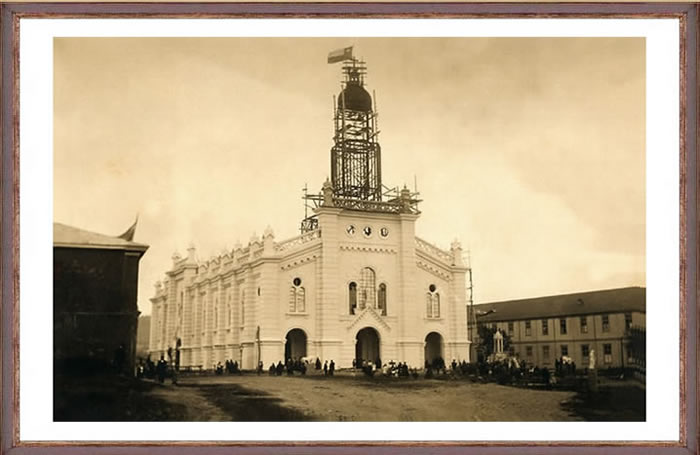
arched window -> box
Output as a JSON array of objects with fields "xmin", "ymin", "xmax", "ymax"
[
  {"xmin": 349, "ymin": 282, "xmax": 357, "ymax": 314},
  {"xmin": 213, "ymin": 299, "xmax": 218, "ymax": 329},
  {"xmin": 296, "ymin": 287, "xmax": 306, "ymax": 312},
  {"xmin": 427, "ymin": 285, "xmax": 440, "ymax": 319},
  {"xmin": 240, "ymin": 289, "xmax": 245, "ymax": 326},
  {"xmin": 378, "ymin": 283, "xmax": 387, "ymax": 316},
  {"xmin": 227, "ymin": 292, "xmax": 232, "ymax": 327},
  {"xmin": 359, "ymin": 267, "xmax": 376, "ymax": 310},
  {"xmin": 288, "ymin": 286, "xmax": 296, "ymax": 312},
  {"xmin": 195, "ymin": 298, "xmax": 202, "ymax": 333},
  {"xmin": 288, "ymin": 278, "xmax": 305, "ymax": 313},
  {"xmin": 178, "ymin": 291, "xmax": 184, "ymax": 326}
]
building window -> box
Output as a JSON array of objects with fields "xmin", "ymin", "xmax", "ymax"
[
  {"xmin": 526, "ymin": 346, "xmax": 533, "ymax": 357},
  {"xmin": 378, "ymin": 283, "xmax": 387, "ymax": 316},
  {"xmin": 525, "ymin": 320, "xmax": 532, "ymax": 336},
  {"xmin": 542, "ymin": 345, "xmax": 550, "ymax": 360},
  {"xmin": 559, "ymin": 318, "xmax": 567, "ymax": 335},
  {"xmin": 602, "ymin": 315, "xmax": 610, "ymax": 332},
  {"xmin": 240, "ymin": 289, "xmax": 245, "ymax": 326},
  {"xmin": 288, "ymin": 278, "xmax": 305, "ymax": 313},
  {"xmin": 603, "ymin": 343, "xmax": 612, "ymax": 364},
  {"xmin": 359, "ymin": 267, "xmax": 376, "ymax": 310},
  {"xmin": 213, "ymin": 299, "xmax": 218, "ymax": 329},
  {"xmin": 507, "ymin": 321, "xmax": 514, "ymax": 335},
  {"xmin": 195, "ymin": 299, "xmax": 202, "ymax": 334},
  {"xmin": 560, "ymin": 345, "xmax": 568, "ymax": 357},
  {"xmin": 426, "ymin": 287, "xmax": 441, "ymax": 319},
  {"xmin": 625, "ymin": 313, "xmax": 633, "ymax": 330},
  {"xmin": 349, "ymin": 282, "xmax": 358, "ymax": 314},
  {"xmin": 296, "ymin": 287, "xmax": 306, "ymax": 312},
  {"xmin": 581, "ymin": 344, "xmax": 589, "ymax": 359},
  {"xmin": 541, "ymin": 319, "xmax": 549, "ymax": 336},
  {"xmin": 580, "ymin": 316, "xmax": 588, "ymax": 333},
  {"xmin": 288, "ymin": 287, "xmax": 296, "ymax": 312}
]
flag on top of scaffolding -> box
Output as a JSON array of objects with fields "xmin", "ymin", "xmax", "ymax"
[{"xmin": 327, "ymin": 46, "xmax": 353, "ymax": 64}]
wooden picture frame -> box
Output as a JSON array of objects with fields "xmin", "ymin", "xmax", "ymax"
[{"xmin": 1, "ymin": 2, "xmax": 697, "ymax": 453}]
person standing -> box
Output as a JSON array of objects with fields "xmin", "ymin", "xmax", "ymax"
[
  {"xmin": 329, "ymin": 360, "xmax": 335, "ymax": 376},
  {"xmin": 156, "ymin": 355, "xmax": 167, "ymax": 384},
  {"xmin": 323, "ymin": 360, "xmax": 328, "ymax": 376},
  {"xmin": 113, "ymin": 343, "xmax": 126, "ymax": 375}
]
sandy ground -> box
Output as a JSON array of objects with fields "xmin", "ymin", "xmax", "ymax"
[{"xmin": 149, "ymin": 373, "xmax": 583, "ymax": 421}]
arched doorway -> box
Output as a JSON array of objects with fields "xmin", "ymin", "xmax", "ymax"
[
  {"xmin": 356, "ymin": 327, "xmax": 380, "ymax": 367},
  {"xmin": 285, "ymin": 329, "xmax": 307, "ymax": 361},
  {"xmin": 424, "ymin": 332, "xmax": 444, "ymax": 367}
]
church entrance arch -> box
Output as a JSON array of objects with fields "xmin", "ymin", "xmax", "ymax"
[
  {"xmin": 424, "ymin": 332, "xmax": 444, "ymax": 367},
  {"xmin": 285, "ymin": 329, "xmax": 307, "ymax": 361},
  {"xmin": 355, "ymin": 327, "xmax": 380, "ymax": 367}
]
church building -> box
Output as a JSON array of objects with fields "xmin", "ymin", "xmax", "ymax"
[{"xmin": 148, "ymin": 57, "xmax": 471, "ymax": 370}]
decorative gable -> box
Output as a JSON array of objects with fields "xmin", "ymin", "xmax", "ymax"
[{"xmin": 347, "ymin": 306, "xmax": 392, "ymax": 332}]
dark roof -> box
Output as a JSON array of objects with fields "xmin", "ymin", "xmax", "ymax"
[
  {"xmin": 475, "ymin": 287, "xmax": 645, "ymax": 322},
  {"xmin": 53, "ymin": 222, "xmax": 149, "ymax": 253},
  {"xmin": 338, "ymin": 83, "xmax": 372, "ymax": 112}
]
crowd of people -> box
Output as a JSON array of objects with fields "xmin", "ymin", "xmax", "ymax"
[
  {"xmin": 136, "ymin": 354, "xmax": 170, "ymax": 383},
  {"xmin": 215, "ymin": 360, "xmax": 242, "ymax": 375},
  {"xmin": 136, "ymin": 352, "xmax": 584, "ymax": 391},
  {"xmin": 262, "ymin": 357, "xmax": 339, "ymax": 376}
]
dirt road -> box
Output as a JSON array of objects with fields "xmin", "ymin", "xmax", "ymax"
[{"xmin": 148, "ymin": 374, "xmax": 582, "ymax": 421}]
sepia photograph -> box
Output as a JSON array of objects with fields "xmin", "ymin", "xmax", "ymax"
[{"xmin": 50, "ymin": 35, "xmax": 649, "ymax": 424}]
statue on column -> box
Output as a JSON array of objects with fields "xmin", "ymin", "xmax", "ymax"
[
  {"xmin": 588, "ymin": 349, "xmax": 599, "ymax": 394},
  {"xmin": 322, "ymin": 179, "xmax": 334, "ymax": 207},
  {"xmin": 492, "ymin": 329, "xmax": 505, "ymax": 361}
]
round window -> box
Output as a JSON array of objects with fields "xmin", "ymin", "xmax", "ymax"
[
  {"xmin": 293, "ymin": 277, "xmax": 302, "ymax": 287},
  {"xmin": 363, "ymin": 226, "xmax": 372, "ymax": 237},
  {"xmin": 429, "ymin": 284, "xmax": 437, "ymax": 293}
]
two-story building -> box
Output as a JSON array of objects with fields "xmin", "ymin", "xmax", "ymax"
[{"xmin": 473, "ymin": 287, "xmax": 645, "ymax": 369}]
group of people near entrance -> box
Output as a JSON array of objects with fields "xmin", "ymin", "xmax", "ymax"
[
  {"xmin": 264, "ymin": 357, "xmax": 337, "ymax": 376},
  {"xmin": 136, "ymin": 354, "xmax": 491, "ymax": 383},
  {"xmin": 215, "ymin": 359, "xmax": 242, "ymax": 375}
]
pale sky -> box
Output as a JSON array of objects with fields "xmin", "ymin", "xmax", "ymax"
[{"xmin": 54, "ymin": 37, "xmax": 645, "ymax": 315}]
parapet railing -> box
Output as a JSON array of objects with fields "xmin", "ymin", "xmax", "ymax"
[
  {"xmin": 415, "ymin": 236, "xmax": 453, "ymax": 263},
  {"xmin": 275, "ymin": 229, "xmax": 322, "ymax": 253}
]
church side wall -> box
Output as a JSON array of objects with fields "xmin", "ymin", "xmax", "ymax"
[{"xmin": 278, "ymin": 257, "xmax": 319, "ymax": 363}]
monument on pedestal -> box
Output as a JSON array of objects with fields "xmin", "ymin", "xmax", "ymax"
[{"xmin": 588, "ymin": 349, "xmax": 599, "ymax": 394}]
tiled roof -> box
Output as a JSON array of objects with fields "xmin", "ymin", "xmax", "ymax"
[
  {"xmin": 475, "ymin": 287, "xmax": 645, "ymax": 322},
  {"xmin": 53, "ymin": 222, "xmax": 148, "ymax": 252}
]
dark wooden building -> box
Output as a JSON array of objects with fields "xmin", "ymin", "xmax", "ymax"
[{"xmin": 53, "ymin": 222, "xmax": 148, "ymax": 374}]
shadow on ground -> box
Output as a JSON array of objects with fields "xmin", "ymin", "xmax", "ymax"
[
  {"xmin": 298, "ymin": 373, "xmax": 443, "ymax": 391},
  {"xmin": 193, "ymin": 384, "xmax": 311, "ymax": 421},
  {"xmin": 560, "ymin": 384, "xmax": 646, "ymax": 421},
  {"xmin": 54, "ymin": 373, "xmax": 189, "ymax": 421}
]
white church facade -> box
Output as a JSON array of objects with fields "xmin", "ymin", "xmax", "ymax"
[{"xmin": 148, "ymin": 57, "xmax": 471, "ymax": 370}]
